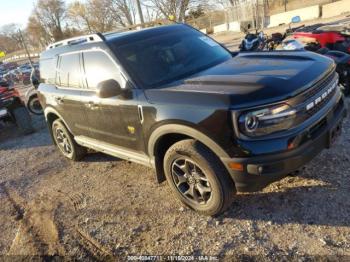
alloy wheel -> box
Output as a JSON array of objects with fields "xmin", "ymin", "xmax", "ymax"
[
  {"xmin": 171, "ymin": 158, "xmax": 212, "ymax": 205},
  {"xmin": 55, "ymin": 127, "xmax": 72, "ymax": 156}
]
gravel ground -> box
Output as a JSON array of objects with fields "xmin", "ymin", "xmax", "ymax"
[{"xmin": 0, "ymin": 82, "xmax": 349, "ymax": 260}]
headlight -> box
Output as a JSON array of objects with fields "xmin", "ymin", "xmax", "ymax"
[{"xmin": 238, "ymin": 104, "xmax": 297, "ymax": 137}]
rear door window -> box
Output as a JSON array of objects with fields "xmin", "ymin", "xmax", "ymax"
[
  {"xmin": 57, "ymin": 53, "xmax": 82, "ymax": 88},
  {"xmin": 82, "ymin": 51, "xmax": 121, "ymax": 90}
]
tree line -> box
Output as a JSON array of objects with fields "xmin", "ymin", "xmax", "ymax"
[
  {"xmin": 0, "ymin": 0, "xmax": 281, "ymax": 53},
  {"xmin": 1, "ymin": 0, "xmax": 229, "ymax": 52}
]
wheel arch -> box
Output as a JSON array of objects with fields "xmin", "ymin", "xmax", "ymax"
[
  {"xmin": 148, "ymin": 124, "xmax": 230, "ymax": 183},
  {"xmin": 44, "ymin": 107, "xmax": 73, "ymax": 144}
]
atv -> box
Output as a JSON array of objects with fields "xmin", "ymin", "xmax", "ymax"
[
  {"xmin": 293, "ymin": 23, "xmax": 350, "ymax": 54},
  {"xmin": 0, "ymin": 81, "xmax": 34, "ymax": 134}
]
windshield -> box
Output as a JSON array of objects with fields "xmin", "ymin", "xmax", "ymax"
[{"xmin": 111, "ymin": 28, "xmax": 232, "ymax": 89}]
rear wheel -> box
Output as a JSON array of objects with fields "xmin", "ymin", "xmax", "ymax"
[
  {"xmin": 12, "ymin": 106, "xmax": 34, "ymax": 135},
  {"xmin": 52, "ymin": 119, "xmax": 87, "ymax": 161},
  {"xmin": 163, "ymin": 139, "xmax": 235, "ymax": 216}
]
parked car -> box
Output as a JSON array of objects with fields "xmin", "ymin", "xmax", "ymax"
[
  {"xmin": 38, "ymin": 24, "xmax": 347, "ymax": 215},
  {"xmin": 0, "ymin": 82, "xmax": 34, "ymax": 134}
]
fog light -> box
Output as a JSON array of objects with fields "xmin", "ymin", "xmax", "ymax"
[{"xmin": 228, "ymin": 162, "xmax": 244, "ymax": 171}]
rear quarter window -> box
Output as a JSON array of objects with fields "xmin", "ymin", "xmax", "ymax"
[{"xmin": 40, "ymin": 57, "xmax": 57, "ymax": 84}]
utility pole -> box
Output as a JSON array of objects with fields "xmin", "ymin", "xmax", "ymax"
[
  {"xmin": 284, "ymin": 0, "xmax": 287, "ymax": 12},
  {"xmin": 136, "ymin": 0, "xmax": 145, "ymax": 28},
  {"xmin": 18, "ymin": 29, "xmax": 33, "ymax": 67}
]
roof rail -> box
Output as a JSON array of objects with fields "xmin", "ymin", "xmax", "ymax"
[{"xmin": 46, "ymin": 33, "xmax": 105, "ymax": 50}]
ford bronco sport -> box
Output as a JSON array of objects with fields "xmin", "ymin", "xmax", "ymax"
[{"xmin": 38, "ymin": 24, "xmax": 347, "ymax": 215}]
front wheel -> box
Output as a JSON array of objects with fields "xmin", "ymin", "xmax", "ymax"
[
  {"xmin": 27, "ymin": 94, "xmax": 43, "ymax": 115},
  {"xmin": 52, "ymin": 119, "xmax": 87, "ymax": 161},
  {"xmin": 163, "ymin": 139, "xmax": 235, "ymax": 216}
]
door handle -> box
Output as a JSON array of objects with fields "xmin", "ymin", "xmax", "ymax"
[
  {"xmin": 55, "ymin": 96, "xmax": 64, "ymax": 104},
  {"xmin": 86, "ymin": 101, "xmax": 99, "ymax": 110}
]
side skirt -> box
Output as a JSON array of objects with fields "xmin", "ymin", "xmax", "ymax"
[{"xmin": 74, "ymin": 136, "xmax": 153, "ymax": 168}]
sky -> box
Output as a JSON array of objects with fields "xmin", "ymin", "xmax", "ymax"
[
  {"xmin": 0, "ymin": 0, "xmax": 76, "ymax": 28},
  {"xmin": 0, "ymin": 0, "xmax": 35, "ymax": 28}
]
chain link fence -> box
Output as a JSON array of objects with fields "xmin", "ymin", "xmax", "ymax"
[
  {"xmin": 187, "ymin": 1, "xmax": 269, "ymax": 32},
  {"xmin": 187, "ymin": 0, "xmax": 341, "ymax": 32}
]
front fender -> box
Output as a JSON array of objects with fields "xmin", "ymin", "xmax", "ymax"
[
  {"xmin": 147, "ymin": 123, "xmax": 230, "ymax": 159},
  {"xmin": 44, "ymin": 107, "xmax": 74, "ymax": 134}
]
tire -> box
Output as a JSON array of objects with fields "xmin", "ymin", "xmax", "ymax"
[
  {"xmin": 163, "ymin": 139, "xmax": 235, "ymax": 216},
  {"xmin": 27, "ymin": 95, "xmax": 43, "ymax": 115},
  {"xmin": 12, "ymin": 106, "xmax": 34, "ymax": 135},
  {"xmin": 52, "ymin": 119, "xmax": 87, "ymax": 161}
]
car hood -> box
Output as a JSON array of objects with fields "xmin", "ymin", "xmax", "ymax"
[{"xmin": 144, "ymin": 51, "xmax": 335, "ymax": 109}]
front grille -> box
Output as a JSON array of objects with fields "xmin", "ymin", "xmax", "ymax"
[
  {"xmin": 302, "ymin": 71, "xmax": 336, "ymax": 100},
  {"xmin": 306, "ymin": 87, "xmax": 336, "ymax": 117},
  {"xmin": 300, "ymin": 71, "xmax": 338, "ymax": 118}
]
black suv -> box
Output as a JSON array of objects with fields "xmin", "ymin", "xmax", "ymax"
[{"xmin": 38, "ymin": 24, "xmax": 346, "ymax": 215}]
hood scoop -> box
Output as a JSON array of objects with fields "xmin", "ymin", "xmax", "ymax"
[{"xmin": 184, "ymin": 75, "xmax": 265, "ymax": 86}]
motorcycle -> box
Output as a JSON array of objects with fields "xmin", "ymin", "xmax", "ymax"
[{"xmin": 239, "ymin": 25, "xmax": 266, "ymax": 51}]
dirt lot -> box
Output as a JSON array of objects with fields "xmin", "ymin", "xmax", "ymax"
[{"xmin": 0, "ymin": 82, "xmax": 349, "ymax": 260}]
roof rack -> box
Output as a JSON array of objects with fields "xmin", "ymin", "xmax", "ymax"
[{"xmin": 46, "ymin": 33, "xmax": 105, "ymax": 50}]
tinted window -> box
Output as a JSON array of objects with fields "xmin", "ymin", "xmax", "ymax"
[
  {"xmin": 83, "ymin": 51, "xmax": 121, "ymax": 89},
  {"xmin": 110, "ymin": 28, "xmax": 231, "ymax": 88},
  {"xmin": 40, "ymin": 57, "xmax": 56, "ymax": 84},
  {"xmin": 57, "ymin": 53, "xmax": 82, "ymax": 88}
]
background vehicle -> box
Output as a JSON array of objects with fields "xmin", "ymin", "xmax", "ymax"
[
  {"xmin": 21, "ymin": 71, "xmax": 32, "ymax": 86},
  {"xmin": 239, "ymin": 24, "xmax": 266, "ymax": 51},
  {"xmin": 293, "ymin": 24, "xmax": 350, "ymax": 54},
  {"xmin": 39, "ymin": 24, "xmax": 346, "ymax": 216},
  {"xmin": 277, "ymin": 37, "xmax": 350, "ymax": 96},
  {"xmin": 0, "ymin": 82, "xmax": 34, "ymax": 134},
  {"xmin": 25, "ymin": 66, "xmax": 43, "ymax": 115},
  {"xmin": 258, "ymin": 17, "xmax": 350, "ymax": 96}
]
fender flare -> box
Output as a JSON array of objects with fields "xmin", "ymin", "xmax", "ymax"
[
  {"xmin": 147, "ymin": 124, "xmax": 230, "ymax": 160},
  {"xmin": 44, "ymin": 107, "xmax": 73, "ymax": 134}
]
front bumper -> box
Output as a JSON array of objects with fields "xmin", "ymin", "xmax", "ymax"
[{"xmin": 221, "ymin": 95, "xmax": 347, "ymax": 192}]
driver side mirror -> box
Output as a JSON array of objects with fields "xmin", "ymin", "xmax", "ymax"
[
  {"xmin": 291, "ymin": 16, "xmax": 301, "ymax": 24},
  {"xmin": 97, "ymin": 79, "xmax": 122, "ymax": 98}
]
